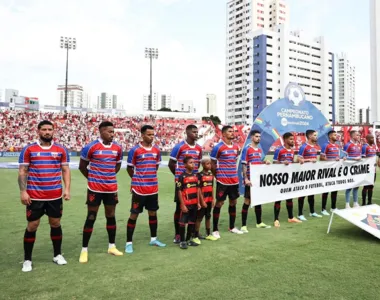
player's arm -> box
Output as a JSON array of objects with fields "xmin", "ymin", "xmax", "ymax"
[
  {"xmin": 127, "ymin": 166, "xmax": 134, "ymax": 178},
  {"xmin": 79, "ymin": 159, "xmax": 89, "ymax": 179},
  {"xmin": 210, "ymin": 145, "xmax": 219, "ymax": 177},
  {"xmin": 168, "ymin": 159, "xmax": 176, "ymax": 175},
  {"xmin": 169, "ymin": 145, "xmax": 180, "ymax": 176},
  {"xmin": 61, "ymin": 165, "xmax": 71, "ymax": 201},
  {"xmin": 320, "ymin": 144, "xmax": 327, "ymax": 161},
  {"xmin": 18, "ymin": 165, "xmax": 31, "ymax": 206},
  {"xmin": 296, "ymin": 146, "xmax": 305, "ymax": 164},
  {"xmin": 115, "ymin": 146, "xmax": 123, "ymax": 174}
]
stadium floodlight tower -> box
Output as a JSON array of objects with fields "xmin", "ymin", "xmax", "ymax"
[
  {"xmin": 145, "ymin": 47, "xmax": 159, "ymax": 111},
  {"xmin": 60, "ymin": 36, "xmax": 77, "ymax": 113}
]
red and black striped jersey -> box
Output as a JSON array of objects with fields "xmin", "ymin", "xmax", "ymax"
[
  {"xmin": 198, "ymin": 171, "xmax": 214, "ymax": 203},
  {"xmin": 177, "ymin": 172, "xmax": 199, "ymax": 206}
]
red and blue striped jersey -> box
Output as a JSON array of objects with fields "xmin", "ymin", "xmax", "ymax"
[
  {"xmin": 19, "ymin": 141, "xmax": 69, "ymax": 201},
  {"xmin": 273, "ymin": 146, "xmax": 294, "ymax": 163},
  {"xmin": 343, "ymin": 141, "xmax": 361, "ymax": 159},
  {"xmin": 127, "ymin": 144, "xmax": 161, "ymax": 195},
  {"xmin": 177, "ymin": 172, "xmax": 199, "ymax": 206},
  {"xmin": 81, "ymin": 139, "xmax": 123, "ymax": 193},
  {"xmin": 170, "ymin": 141, "xmax": 202, "ymax": 181},
  {"xmin": 362, "ymin": 143, "xmax": 378, "ymax": 158},
  {"xmin": 320, "ymin": 142, "xmax": 340, "ymax": 160},
  {"xmin": 298, "ymin": 143, "xmax": 318, "ymax": 160},
  {"xmin": 210, "ymin": 141, "xmax": 240, "ymax": 185},
  {"xmin": 241, "ymin": 145, "xmax": 264, "ymax": 180}
]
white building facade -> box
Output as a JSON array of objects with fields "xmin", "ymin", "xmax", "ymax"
[
  {"xmin": 226, "ymin": 0, "xmax": 289, "ymax": 125},
  {"xmin": 57, "ymin": 85, "xmax": 86, "ymax": 108},
  {"xmin": 336, "ymin": 53, "xmax": 356, "ymax": 124},
  {"xmin": 143, "ymin": 92, "xmax": 159, "ymax": 111},
  {"xmin": 143, "ymin": 93, "xmax": 172, "ymax": 111},
  {"xmin": 206, "ymin": 94, "xmax": 217, "ymax": 115},
  {"xmin": 98, "ymin": 93, "xmax": 117, "ymax": 109},
  {"xmin": 370, "ymin": 0, "xmax": 380, "ymax": 123}
]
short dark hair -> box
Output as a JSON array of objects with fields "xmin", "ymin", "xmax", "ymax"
[
  {"xmin": 306, "ymin": 129, "xmax": 316, "ymax": 139},
  {"xmin": 222, "ymin": 125, "xmax": 233, "ymax": 134},
  {"xmin": 283, "ymin": 132, "xmax": 293, "ymax": 140},
  {"xmin": 183, "ymin": 156, "xmax": 194, "ymax": 164},
  {"xmin": 350, "ymin": 130, "xmax": 357, "ymax": 137},
  {"xmin": 38, "ymin": 120, "xmax": 54, "ymax": 129},
  {"xmin": 141, "ymin": 125, "xmax": 154, "ymax": 134},
  {"xmin": 186, "ymin": 124, "xmax": 197, "ymax": 132},
  {"xmin": 250, "ymin": 130, "xmax": 261, "ymax": 137},
  {"xmin": 328, "ymin": 130, "xmax": 336, "ymax": 137},
  {"xmin": 99, "ymin": 121, "xmax": 114, "ymax": 130}
]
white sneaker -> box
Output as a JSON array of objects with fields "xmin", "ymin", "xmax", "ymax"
[
  {"xmin": 229, "ymin": 227, "xmax": 244, "ymax": 234},
  {"xmin": 353, "ymin": 202, "xmax": 360, "ymax": 208},
  {"xmin": 53, "ymin": 254, "xmax": 67, "ymax": 265},
  {"xmin": 331, "ymin": 208, "xmax": 338, "ymax": 213},
  {"xmin": 212, "ymin": 231, "xmax": 221, "ymax": 239},
  {"xmin": 345, "ymin": 203, "xmax": 351, "ymax": 209},
  {"xmin": 321, "ymin": 210, "xmax": 330, "ymax": 216},
  {"xmin": 298, "ymin": 215, "xmax": 307, "ymax": 221},
  {"xmin": 22, "ymin": 260, "xmax": 32, "ymax": 272}
]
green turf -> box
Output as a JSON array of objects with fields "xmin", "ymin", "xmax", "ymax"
[{"xmin": 1, "ymin": 168, "xmax": 380, "ymax": 300}]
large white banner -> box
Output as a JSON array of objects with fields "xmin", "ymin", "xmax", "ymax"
[{"xmin": 249, "ymin": 157, "xmax": 376, "ymax": 206}]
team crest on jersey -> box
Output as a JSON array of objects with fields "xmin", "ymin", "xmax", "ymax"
[
  {"xmin": 88, "ymin": 194, "xmax": 96, "ymax": 202},
  {"xmin": 187, "ymin": 184, "xmax": 191, "ymax": 188},
  {"xmin": 51, "ymin": 152, "xmax": 59, "ymax": 158},
  {"xmin": 153, "ymin": 153, "xmax": 157, "ymax": 158},
  {"xmin": 361, "ymin": 214, "xmax": 380, "ymax": 230},
  {"xmin": 112, "ymin": 151, "xmax": 117, "ymax": 155},
  {"xmin": 37, "ymin": 152, "xmax": 40, "ymax": 156},
  {"xmin": 177, "ymin": 182, "xmax": 182, "ymax": 188},
  {"xmin": 26, "ymin": 210, "xmax": 32, "ymax": 218},
  {"xmin": 203, "ymin": 182, "xmax": 207, "ymax": 187},
  {"xmin": 99, "ymin": 151, "xmax": 102, "ymax": 155},
  {"xmin": 234, "ymin": 150, "xmax": 237, "ymax": 154}
]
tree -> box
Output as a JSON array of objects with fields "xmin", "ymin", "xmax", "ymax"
[
  {"xmin": 202, "ymin": 115, "xmax": 222, "ymax": 126},
  {"xmin": 157, "ymin": 107, "xmax": 172, "ymax": 112}
]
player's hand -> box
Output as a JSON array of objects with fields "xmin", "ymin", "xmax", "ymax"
[
  {"xmin": 201, "ymin": 201, "xmax": 207, "ymax": 208},
  {"xmin": 299, "ymin": 158, "xmax": 304, "ymax": 165},
  {"xmin": 181, "ymin": 205, "xmax": 188, "ymax": 213},
  {"xmin": 197, "ymin": 203, "xmax": 201, "ymax": 210},
  {"xmin": 63, "ymin": 189, "xmax": 70, "ymax": 201},
  {"xmin": 244, "ymin": 178, "xmax": 252, "ymax": 186},
  {"xmin": 284, "ymin": 161, "xmax": 290, "ymax": 166},
  {"xmin": 356, "ymin": 157, "xmax": 361, "ymax": 161},
  {"xmin": 312, "ymin": 159, "xmax": 317, "ymax": 163},
  {"xmin": 336, "ymin": 157, "xmax": 340, "ymax": 161},
  {"xmin": 265, "ymin": 160, "xmax": 270, "ymax": 165},
  {"xmin": 20, "ymin": 191, "xmax": 31, "ymax": 206},
  {"xmin": 343, "ymin": 157, "xmax": 347, "ymax": 161}
]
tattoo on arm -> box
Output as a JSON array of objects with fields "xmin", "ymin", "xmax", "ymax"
[
  {"xmin": 18, "ymin": 166, "xmax": 28, "ymax": 191},
  {"xmin": 242, "ymin": 164, "xmax": 248, "ymax": 179}
]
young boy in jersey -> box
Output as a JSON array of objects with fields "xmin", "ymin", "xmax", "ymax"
[
  {"xmin": 177, "ymin": 156, "xmax": 200, "ymax": 249},
  {"xmin": 193, "ymin": 157, "xmax": 218, "ymax": 244}
]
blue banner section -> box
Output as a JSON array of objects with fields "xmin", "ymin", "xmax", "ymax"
[
  {"xmin": 238, "ymin": 83, "xmax": 331, "ymax": 194},
  {"xmin": 0, "ymin": 152, "xmax": 21, "ymax": 157}
]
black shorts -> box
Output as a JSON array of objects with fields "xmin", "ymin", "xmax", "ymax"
[
  {"xmin": 26, "ymin": 198, "xmax": 62, "ymax": 221},
  {"xmin": 174, "ymin": 183, "xmax": 179, "ymax": 202},
  {"xmin": 244, "ymin": 186, "xmax": 251, "ymax": 199},
  {"xmin": 179, "ymin": 204, "xmax": 197, "ymax": 225},
  {"xmin": 216, "ymin": 182, "xmax": 240, "ymax": 201},
  {"xmin": 130, "ymin": 191, "xmax": 159, "ymax": 214},
  {"xmin": 197, "ymin": 202, "xmax": 212, "ymax": 219},
  {"xmin": 86, "ymin": 190, "xmax": 118, "ymax": 206}
]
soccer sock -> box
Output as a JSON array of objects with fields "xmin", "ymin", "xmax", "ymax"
[
  {"xmin": 24, "ymin": 229, "xmax": 36, "ymax": 261},
  {"xmin": 228, "ymin": 205, "xmax": 236, "ymax": 229},
  {"xmin": 186, "ymin": 223, "xmax": 195, "ymax": 241},
  {"xmin": 241, "ymin": 203, "xmax": 249, "ymax": 226},
  {"xmin": 50, "ymin": 226, "xmax": 62, "ymax": 257},
  {"xmin": 213, "ymin": 206, "xmax": 221, "ymax": 232},
  {"xmin": 274, "ymin": 201, "xmax": 281, "ymax": 221},
  {"xmin": 82, "ymin": 211, "xmax": 96, "ymax": 248},
  {"xmin": 126, "ymin": 218, "xmax": 137, "ymax": 243},
  {"xmin": 179, "ymin": 223, "xmax": 186, "ymax": 242},
  {"xmin": 368, "ymin": 187, "xmax": 373, "ymax": 205},
  {"xmin": 353, "ymin": 187, "xmax": 359, "ymax": 203},
  {"xmin": 174, "ymin": 209, "xmax": 180, "ymax": 236},
  {"xmin": 331, "ymin": 191, "xmax": 338, "ymax": 209},
  {"xmin": 308, "ymin": 196, "xmax": 315, "ymax": 214},
  {"xmin": 298, "ymin": 197, "xmax": 305, "ymax": 216},
  {"xmin": 286, "ymin": 200, "xmax": 294, "ymax": 219},
  {"xmin": 205, "ymin": 216, "xmax": 211, "ymax": 235},
  {"xmin": 255, "ymin": 205, "xmax": 262, "ymax": 224},
  {"xmin": 362, "ymin": 187, "xmax": 367, "ymax": 206},
  {"xmin": 322, "ymin": 193, "xmax": 328, "ymax": 211},
  {"xmin": 149, "ymin": 215, "xmax": 158, "ymax": 238},
  {"xmin": 106, "ymin": 217, "xmax": 116, "ymax": 244}
]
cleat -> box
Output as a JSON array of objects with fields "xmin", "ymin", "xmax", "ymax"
[
  {"xmin": 298, "ymin": 215, "xmax": 307, "ymax": 221},
  {"xmin": 240, "ymin": 226, "xmax": 249, "ymax": 233},
  {"xmin": 205, "ymin": 235, "xmax": 218, "ymax": 241},
  {"xmin": 353, "ymin": 202, "xmax": 360, "ymax": 208},
  {"xmin": 198, "ymin": 234, "xmax": 206, "ymax": 240},
  {"xmin": 187, "ymin": 240, "xmax": 199, "ymax": 247},
  {"xmin": 321, "ymin": 210, "xmax": 330, "ymax": 216},
  {"xmin": 108, "ymin": 246, "xmax": 123, "ymax": 256},
  {"xmin": 229, "ymin": 227, "xmax": 244, "ymax": 234},
  {"xmin": 256, "ymin": 222, "xmax": 271, "ymax": 229},
  {"xmin": 274, "ymin": 220, "xmax": 280, "ymax": 228},
  {"xmin": 53, "ymin": 254, "xmax": 67, "ymax": 265},
  {"xmin": 288, "ymin": 217, "xmax": 302, "ymax": 223},
  {"xmin": 212, "ymin": 231, "xmax": 221, "ymax": 239},
  {"xmin": 310, "ymin": 212, "xmax": 322, "ymax": 218},
  {"xmin": 125, "ymin": 244, "xmax": 134, "ymax": 254},
  {"xmin": 173, "ymin": 234, "xmax": 181, "ymax": 244},
  {"xmin": 345, "ymin": 203, "xmax": 351, "ymax": 209},
  {"xmin": 192, "ymin": 237, "xmax": 201, "ymax": 245},
  {"xmin": 149, "ymin": 239, "xmax": 166, "ymax": 247},
  {"xmin": 179, "ymin": 241, "xmax": 188, "ymax": 249},
  {"xmin": 79, "ymin": 251, "xmax": 88, "ymax": 263},
  {"xmin": 22, "ymin": 260, "xmax": 32, "ymax": 272}
]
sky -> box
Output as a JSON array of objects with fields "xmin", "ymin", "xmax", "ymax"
[{"xmin": 0, "ymin": 0, "xmax": 371, "ymax": 120}]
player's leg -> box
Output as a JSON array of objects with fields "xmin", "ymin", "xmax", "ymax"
[
  {"xmin": 367, "ymin": 185, "xmax": 374, "ymax": 205},
  {"xmin": 286, "ymin": 199, "xmax": 301, "ymax": 223},
  {"xmin": 274, "ymin": 201, "xmax": 281, "ymax": 227},
  {"xmin": 47, "ymin": 198, "xmax": 66, "ymax": 265},
  {"xmin": 147, "ymin": 194, "xmax": 166, "ymax": 247},
  {"xmin": 178, "ymin": 209, "xmax": 188, "ymax": 249},
  {"xmin": 362, "ymin": 186, "xmax": 368, "ymax": 206},
  {"xmin": 297, "ymin": 197, "xmax": 307, "ymax": 221},
  {"xmin": 187, "ymin": 205, "xmax": 199, "ymax": 246},
  {"xmin": 309, "ymin": 195, "xmax": 321, "ymax": 218},
  {"xmin": 212, "ymin": 182, "xmax": 227, "ymax": 239},
  {"xmin": 240, "ymin": 186, "xmax": 250, "ymax": 232},
  {"xmin": 204, "ymin": 203, "xmax": 217, "ymax": 240},
  {"xmin": 125, "ymin": 192, "xmax": 142, "ymax": 254},
  {"xmin": 321, "ymin": 193, "xmax": 330, "ymax": 215},
  {"xmin": 345, "ymin": 189, "xmax": 352, "ymax": 208},
  {"xmin": 23, "ymin": 201, "xmax": 43, "ymax": 272},
  {"xmin": 228, "ymin": 185, "xmax": 243, "ymax": 234},
  {"xmin": 194, "ymin": 207, "xmax": 205, "ymax": 244},
  {"xmin": 352, "ymin": 187, "xmax": 359, "ymax": 207},
  {"xmin": 331, "ymin": 191, "xmax": 338, "ymax": 210},
  {"xmin": 173, "ymin": 184, "xmax": 181, "ymax": 244}
]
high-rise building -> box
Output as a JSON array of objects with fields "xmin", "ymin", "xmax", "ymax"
[
  {"xmin": 336, "ymin": 53, "xmax": 356, "ymax": 124},
  {"xmin": 160, "ymin": 94, "xmax": 172, "ymax": 110},
  {"xmin": 176, "ymin": 100, "xmax": 194, "ymax": 113},
  {"xmin": 370, "ymin": 0, "xmax": 380, "ymax": 122},
  {"xmin": 143, "ymin": 92, "xmax": 159, "ymax": 111},
  {"xmin": 206, "ymin": 94, "xmax": 217, "ymax": 115},
  {"xmin": 142, "ymin": 93, "xmax": 172, "ymax": 111},
  {"xmin": 57, "ymin": 84, "xmax": 86, "ymax": 108},
  {"xmin": 97, "ymin": 93, "xmax": 117, "ymax": 109},
  {"xmin": 226, "ymin": 0, "xmax": 289, "ymax": 125},
  {"xmin": 358, "ymin": 108, "xmax": 370, "ymax": 124}
]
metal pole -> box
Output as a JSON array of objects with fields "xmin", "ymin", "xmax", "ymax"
[
  {"xmin": 149, "ymin": 55, "xmax": 153, "ymax": 110},
  {"xmin": 64, "ymin": 45, "xmax": 69, "ymax": 113}
]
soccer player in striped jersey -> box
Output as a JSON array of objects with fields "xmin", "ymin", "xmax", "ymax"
[
  {"xmin": 79, "ymin": 121, "xmax": 123, "ymax": 263},
  {"xmin": 18, "ymin": 120, "xmax": 71, "ymax": 272},
  {"xmin": 240, "ymin": 130, "xmax": 271, "ymax": 232},
  {"xmin": 343, "ymin": 130, "xmax": 362, "ymax": 208},
  {"xmin": 125, "ymin": 125, "xmax": 166, "ymax": 253},
  {"xmin": 361, "ymin": 134, "xmax": 379, "ymax": 205},
  {"xmin": 320, "ymin": 130, "xmax": 341, "ymax": 213},
  {"xmin": 169, "ymin": 125, "xmax": 202, "ymax": 244},
  {"xmin": 210, "ymin": 125, "xmax": 243, "ymax": 238},
  {"xmin": 297, "ymin": 130, "xmax": 322, "ymax": 221},
  {"xmin": 272, "ymin": 132, "xmax": 302, "ymax": 228}
]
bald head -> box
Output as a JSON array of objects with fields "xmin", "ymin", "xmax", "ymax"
[{"xmin": 366, "ymin": 134, "xmax": 375, "ymax": 145}]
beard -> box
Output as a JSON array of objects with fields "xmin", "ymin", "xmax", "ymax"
[{"xmin": 40, "ymin": 136, "xmax": 53, "ymax": 143}]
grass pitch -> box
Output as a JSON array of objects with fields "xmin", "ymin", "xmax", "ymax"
[{"xmin": 0, "ymin": 167, "xmax": 379, "ymax": 300}]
